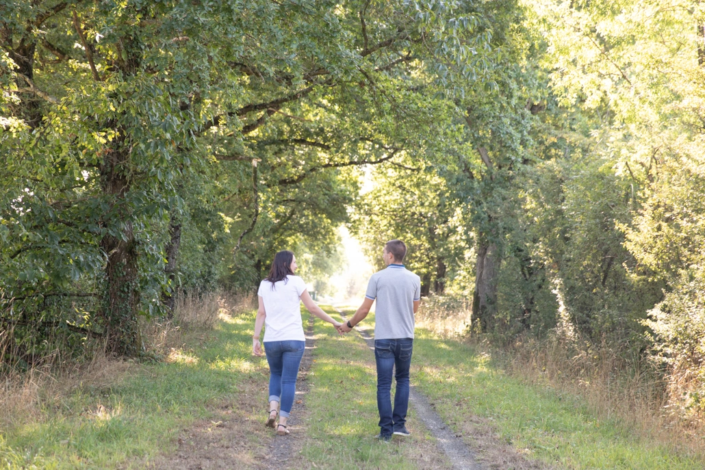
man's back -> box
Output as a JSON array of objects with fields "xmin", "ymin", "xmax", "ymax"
[{"xmin": 365, "ymin": 264, "xmax": 421, "ymax": 340}]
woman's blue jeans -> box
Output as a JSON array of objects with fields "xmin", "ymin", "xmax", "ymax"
[
  {"xmin": 374, "ymin": 338, "xmax": 413, "ymax": 437},
  {"xmin": 264, "ymin": 340, "xmax": 305, "ymax": 417}
]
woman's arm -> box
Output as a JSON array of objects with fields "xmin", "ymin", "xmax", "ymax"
[
  {"xmin": 253, "ymin": 295, "xmax": 266, "ymax": 356},
  {"xmin": 300, "ymin": 290, "xmax": 341, "ymax": 328}
]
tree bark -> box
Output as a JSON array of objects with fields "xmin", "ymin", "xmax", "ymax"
[
  {"xmin": 162, "ymin": 218, "xmax": 182, "ymax": 318},
  {"xmin": 99, "ymin": 146, "xmax": 140, "ymax": 355},
  {"xmin": 98, "ymin": 26, "xmax": 143, "ymax": 356},
  {"xmin": 421, "ymin": 271, "xmax": 431, "ymax": 297},
  {"xmin": 472, "ymin": 242, "xmax": 500, "ymax": 333}
]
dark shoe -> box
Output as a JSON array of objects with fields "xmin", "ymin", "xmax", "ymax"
[
  {"xmin": 393, "ymin": 426, "xmax": 410, "ymax": 436},
  {"xmin": 375, "ymin": 433, "xmax": 392, "ymax": 442}
]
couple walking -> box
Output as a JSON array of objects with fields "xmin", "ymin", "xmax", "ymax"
[{"xmin": 252, "ymin": 240, "xmax": 421, "ymax": 440}]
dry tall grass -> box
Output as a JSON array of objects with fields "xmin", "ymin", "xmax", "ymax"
[
  {"xmin": 0, "ymin": 290, "xmax": 255, "ymax": 432},
  {"xmin": 416, "ymin": 295, "xmax": 472, "ymax": 338},
  {"xmin": 418, "ymin": 295, "xmax": 705, "ymax": 456}
]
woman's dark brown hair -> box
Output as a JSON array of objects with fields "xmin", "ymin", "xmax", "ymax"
[{"xmin": 265, "ymin": 250, "xmax": 295, "ymax": 289}]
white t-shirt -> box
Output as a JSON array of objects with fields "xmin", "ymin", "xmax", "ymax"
[{"xmin": 258, "ymin": 275, "xmax": 307, "ymax": 342}]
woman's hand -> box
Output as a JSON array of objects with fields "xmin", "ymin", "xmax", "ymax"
[
  {"xmin": 333, "ymin": 321, "xmax": 345, "ymax": 335},
  {"xmin": 253, "ymin": 338, "xmax": 263, "ymax": 356}
]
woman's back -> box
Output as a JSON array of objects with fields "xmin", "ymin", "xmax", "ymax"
[{"xmin": 258, "ymin": 275, "xmax": 306, "ymax": 342}]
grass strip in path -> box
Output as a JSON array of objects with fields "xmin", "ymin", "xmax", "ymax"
[
  {"xmin": 409, "ymin": 318, "xmax": 705, "ymax": 470},
  {"xmin": 0, "ymin": 311, "xmax": 273, "ymax": 469},
  {"xmin": 290, "ymin": 306, "xmax": 451, "ymax": 469}
]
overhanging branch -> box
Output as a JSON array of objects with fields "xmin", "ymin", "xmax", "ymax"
[{"xmin": 276, "ymin": 148, "xmax": 400, "ymax": 186}]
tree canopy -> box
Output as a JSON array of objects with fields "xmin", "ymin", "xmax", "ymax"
[{"xmin": 2, "ymin": 0, "xmax": 705, "ymax": 416}]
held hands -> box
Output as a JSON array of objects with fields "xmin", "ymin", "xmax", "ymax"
[
  {"xmin": 333, "ymin": 321, "xmax": 345, "ymax": 335},
  {"xmin": 336, "ymin": 321, "xmax": 353, "ymax": 334}
]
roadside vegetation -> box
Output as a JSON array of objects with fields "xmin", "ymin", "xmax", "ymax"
[
  {"xmin": 413, "ymin": 304, "xmax": 705, "ymax": 469},
  {"xmin": 0, "ymin": 293, "xmax": 267, "ymax": 469}
]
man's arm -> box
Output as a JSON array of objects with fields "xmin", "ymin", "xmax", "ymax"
[
  {"xmin": 413, "ymin": 300, "xmax": 420, "ymax": 314},
  {"xmin": 341, "ymin": 297, "xmax": 374, "ymax": 332}
]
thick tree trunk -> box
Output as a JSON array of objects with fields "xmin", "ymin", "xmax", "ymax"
[
  {"xmin": 100, "ymin": 145, "xmax": 140, "ymax": 356},
  {"xmin": 472, "ymin": 242, "xmax": 499, "ymax": 333},
  {"xmin": 434, "ymin": 258, "xmax": 446, "ymax": 294},
  {"xmin": 162, "ymin": 218, "xmax": 182, "ymax": 318}
]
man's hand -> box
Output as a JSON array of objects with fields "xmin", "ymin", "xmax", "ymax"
[
  {"xmin": 253, "ymin": 339, "xmax": 263, "ymax": 356},
  {"xmin": 333, "ymin": 321, "xmax": 345, "ymax": 335},
  {"xmin": 339, "ymin": 321, "xmax": 353, "ymax": 333}
]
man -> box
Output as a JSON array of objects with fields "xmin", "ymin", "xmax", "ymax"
[{"xmin": 340, "ymin": 239, "xmax": 421, "ymax": 441}]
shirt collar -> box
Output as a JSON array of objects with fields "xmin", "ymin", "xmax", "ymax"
[{"xmin": 388, "ymin": 263, "xmax": 405, "ymax": 268}]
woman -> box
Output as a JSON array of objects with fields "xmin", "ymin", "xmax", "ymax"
[{"xmin": 252, "ymin": 250, "xmax": 342, "ymax": 436}]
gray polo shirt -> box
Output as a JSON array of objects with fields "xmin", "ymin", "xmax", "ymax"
[{"xmin": 365, "ymin": 264, "xmax": 421, "ymax": 340}]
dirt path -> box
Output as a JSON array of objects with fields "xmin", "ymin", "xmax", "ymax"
[
  {"xmin": 263, "ymin": 314, "xmax": 316, "ymax": 468},
  {"xmin": 143, "ymin": 316, "xmax": 316, "ymax": 470}
]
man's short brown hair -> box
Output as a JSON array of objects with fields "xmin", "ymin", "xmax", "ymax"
[{"xmin": 384, "ymin": 240, "xmax": 407, "ymax": 262}]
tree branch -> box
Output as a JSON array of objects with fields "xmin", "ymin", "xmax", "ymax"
[
  {"xmin": 242, "ymin": 108, "xmax": 278, "ymax": 134},
  {"xmin": 276, "ymin": 148, "xmax": 400, "ymax": 186},
  {"xmin": 72, "ymin": 10, "xmax": 101, "ymax": 81},
  {"xmin": 40, "ymin": 38, "xmax": 68, "ymax": 61},
  {"xmin": 232, "ymin": 160, "xmax": 259, "ymax": 254},
  {"xmin": 237, "ymin": 79, "xmax": 332, "ymax": 117},
  {"xmin": 584, "ymin": 33, "xmax": 632, "ymax": 86},
  {"xmin": 16, "ymin": 74, "xmax": 59, "ymax": 104},
  {"xmin": 361, "ymin": 30, "xmax": 409, "ymax": 57},
  {"xmin": 259, "ymin": 139, "xmax": 331, "ymax": 150},
  {"xmin": 374, "ymin": 54, "xmax": 415, "ymax": 72},
  {"xmin": 359, "ymin": 0, "xmax": 371, "ymax": 52},
  {"xmin": 35, "ymin": 2, "xmax": 69, "ymax": 27}
]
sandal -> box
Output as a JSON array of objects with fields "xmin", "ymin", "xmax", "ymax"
[
  {"xmin": 276, "ymin": 423, "xmax": 289, "ymax": 436},
  {"xmin": 265, "ymin": 408, "xmax": 278, "ymax": 428}
]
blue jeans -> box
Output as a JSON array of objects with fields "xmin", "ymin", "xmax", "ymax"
[
  {"xmin": 374, "ymin": 338, "xmax": 413, "ymax": 437},
  {"xmin": 264, "ymin": 340, "xmax": 305, "ymax": 417}
]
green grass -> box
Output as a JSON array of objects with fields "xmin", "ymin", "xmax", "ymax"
[
  {"xmin": 4, "ymin": 305, "xmax": 698, "ymax": 469},
  {"xmin": 391, "ymin": 311, "xmax": 705, "ymax": 470},
  {"xmin": 298, "ymin": 307, "xmax": 450, "ymax": 469},
  {"xmin": 0, "ymin": 312, "xmax": 271, "ymax": 469}
]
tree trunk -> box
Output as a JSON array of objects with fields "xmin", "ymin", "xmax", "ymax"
[
  {"xmin": 99, "ymin": 143, "xmax": 140, "ymax": 356},
  {"xmin": 434, "ymin": 258, "xmax": 446, "ymax": 294},
  {"xmin": 421, "ymin": 272, "xmax": 431, "ymax": 297},
  {"xmin": 162, "ymin": 218, "xmax": 182, "ymax": 318},
  {"xmin": 98, "ymin": 27, "xmax": 143, "ymax": 356},
  {"xmin": 472, "ymin": 242, "xmax": 499, "ymax": 333}
]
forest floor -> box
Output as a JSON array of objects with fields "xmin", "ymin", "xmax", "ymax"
[{"xmin": 1, "ymin": 305, "xmax": 703, "ymax": 469}]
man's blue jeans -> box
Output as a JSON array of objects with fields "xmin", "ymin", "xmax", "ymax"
[
  {"xmin": 264, "ymin": 340, "xmax": 305, "ymax": 417},
  {"xmin": 374, "ymin": 338, "xmax": 413, "ymax": 437}
]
